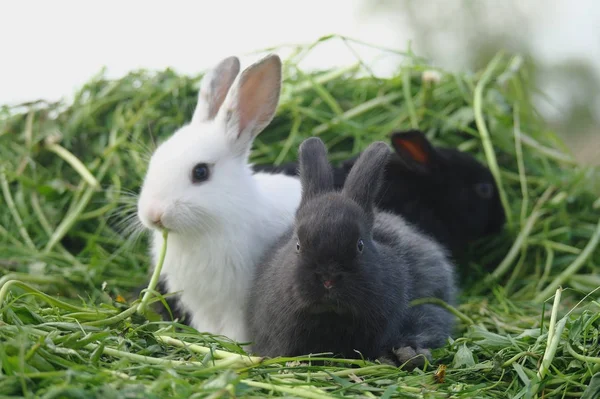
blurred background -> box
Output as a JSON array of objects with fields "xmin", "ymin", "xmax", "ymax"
[{"xmin": 1, "ymin": 0, "xmax": 598, "ymax": 164}]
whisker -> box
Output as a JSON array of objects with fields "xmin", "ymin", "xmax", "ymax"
[
  {"xmin": 109, "ymin": 211, "xmax": 143, "ymax": 237},
  {"xmin": 108, "ymin": 205, "xmax": 138, "ymax": 220},
  {"xmin": 121, "ymin": 225, "xmax": 147, "ymax": 250},
  {"xmin": 111, "ymin": 188, "xmax": 141, "ymax": 197},
  {"xmin": 128, "ymin": 134, "xmax": 157, "ymax": 157},
  {"xmin": 112, "ymin": 213, "xmax": 140, "ymax": 231}
]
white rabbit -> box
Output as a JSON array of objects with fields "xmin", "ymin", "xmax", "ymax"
[{"xmin": 137, "ymin": 54, "xmax": 302, "ymax": 343}]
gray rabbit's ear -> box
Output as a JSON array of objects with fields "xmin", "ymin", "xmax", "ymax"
[
  {"xmin": 298, "ymin": 137, "xmax": 334, "ymax": 205},
  {"xmin": 342, "ymin": 141, "xmax": 390, "ymax": 212}
]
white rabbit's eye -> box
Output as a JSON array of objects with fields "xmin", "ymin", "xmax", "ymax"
[
  {"xmin": 357, "ymin": 238, "xmax": 364, "ymax": 253},
  {"xmin": 191, "ymin": 163, "xmax": 210, "ymax": 183},
  {"xmin": 474, "ymin": 182, "xmax": 494, "ymax": 199},
  {"xmin": 296, "ymin": 241, "xmax": 301, "ymax": 252}
]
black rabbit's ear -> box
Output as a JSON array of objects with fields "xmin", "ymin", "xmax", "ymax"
[
  {"xmin": 390, "ymin": 130, "xmax": 438, "ymax": 173},
  {"xmin": 342, "ymin": 141, "xmax": 390, "ymax": 213},
  {"xmin": 298, "ymin": 137, "xmax": 334, "ymax": 205}
]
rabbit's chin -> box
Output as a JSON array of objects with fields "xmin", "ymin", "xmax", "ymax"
[
  {"xmin": 305, "ymin": 301, "xmax": 353, "ymax": 315},
  {"xmin": 295, "ymin": 290, "xmax": 354, "ymax": 315}
]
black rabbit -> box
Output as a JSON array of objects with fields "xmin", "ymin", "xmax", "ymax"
[
  {"xmin": 246, "ymin": 137, "xmax": 457, "ymax": 367},
  {"xmin": 253, "ymin": 130, "xmax": 506, "ymax": 258}
]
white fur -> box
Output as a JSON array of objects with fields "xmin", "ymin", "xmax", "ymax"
[{"xmin": 137, "ymin": 54, "xmax": 301, "ymax": 342}]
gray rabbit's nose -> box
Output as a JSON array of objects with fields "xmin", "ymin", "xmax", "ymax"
[
  {"xmin": 321, "ymin": 271, "xmax": 341, "ymax": 290},
  {"xmin": 323, "ymin": 279, "xmax": 334, "ymax": 289},
  {"xmin": 315, "ymin": 271, "xmax": 335, "ymax": 289}
]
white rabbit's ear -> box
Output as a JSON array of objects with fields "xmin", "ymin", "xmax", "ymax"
[
  {"xmin": 192, "ymin": 56, "xmax": 241, "ymax": 123},
  {"xmin": 219, "ymin": 53, "xmax": 282, "ymax": 156}
]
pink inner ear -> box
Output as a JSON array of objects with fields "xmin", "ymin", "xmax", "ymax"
[
  {"xmin": 236, "ymin": 67, "xmax": 275, "ymax": 138},
  {"xmin": 394, "ymin": 138, "xmax": 429, "ymax": 164}
]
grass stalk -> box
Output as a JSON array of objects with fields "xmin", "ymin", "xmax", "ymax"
[
  {"xmin": 0, "ymin": 279, "xmax": 112, "ymax": 315},
  {"xmin": 402, "ymin": 65, "xmax": 419, "ymax": 129},
  {"xmin": 311, "ymin": 93, "xmax": 403, "ymax": 135},
  {"xmin": 483, "ymin": 186, "xmax": 554, "ymax": 290},
  {"xmin": 85, "ymin": 343, "xmax": 205, "ymax": 367},
  {"xmin": 537, "ymin": 288, "xmax": 565, "ymax": 382},
  {"xmin": 519, "ymin": 133, "xmax": 577, "ymax": 165},
  {"xmin": 30, "ymin": 192, "xmax": 81, "ymax": 265},
  {"xmin": 137, "ymin": 230, "xmax": 168, "ymax": 316},
  {"xmin": 82, "ymin": 303, "xmax": 140, "ymax": 327},
  {"xmin": 0, "ymin": 165, "xmax": 36, "ymax": 249},
  {"xmin": 273, "ymin": 365, "xmax": 395, "ymax": 379},
  {"xmin": 43, "ymin": 154, "xmax": 113, "ymax": 253},
  {"xmin": 240, "ymin": 380, "xmax": 334, "ymax": 399},
  {"xmin": 410, "ymin": 297, "xmax": 475, "ymax": 325},
  {"xmin": 513, "ymin": 105, "xmax": 529, "ymax": 225},
  {"xmin": 154, "ymin": 335, "xmax": 263, "ymax": 365},
  {"xmin": 473, "ymin": 52, "xmax": 513, "ymax": 229},
  {"xmin": 45, "ymin": 142, "xmax": 100, "ymax": 189},
  {"xmin": 535, "ymin": 217, "xmax": 600, "ymax": 303},
  {"xmin": 285, "ymin": 64, "xmax": 360, "ymax": 97},
  {"xmin": 566, "ymin": 343, "xmax": 600, "ymax": 365}
]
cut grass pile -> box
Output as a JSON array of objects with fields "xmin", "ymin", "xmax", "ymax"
[{"xmin": 1, "ymin": 36, "xmax": 599, "ymax": 398}]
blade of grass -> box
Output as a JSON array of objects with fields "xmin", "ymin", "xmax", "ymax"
[
  {"xmin": 473, "ymin": 51, "xmax": 513, "ymax": 229},
  {"xmin": 137, "ymin": 230, "xmax": 168, "ymax": 316},
  {"xmin": 535, "ymin": 217, "xmax": 600, "ymax": 303}
]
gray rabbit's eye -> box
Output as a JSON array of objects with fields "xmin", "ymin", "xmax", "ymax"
[
  {"xmin": 296, "ymin": 241, "xmax": 301, "ymax": 253},
  {"xmin": 474, "ymin": 182, "xmax": 494, "ymax": 199},
  {"xmin": 357, "ymin": 238, "xmax": 364, "ymax": 253}
]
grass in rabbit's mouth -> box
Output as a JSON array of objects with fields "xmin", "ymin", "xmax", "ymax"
[{"xmin": 1, "ymin": 35, "xmax": 599, "ymax": 398}]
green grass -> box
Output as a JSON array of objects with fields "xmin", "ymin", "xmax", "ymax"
[{"xmin": 1, "ymin": 35, "xmax": 599, "ymax": 398}]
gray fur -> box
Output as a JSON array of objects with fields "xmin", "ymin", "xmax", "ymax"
[
  {"xmin": 298, "ymin": 137, "xmax": 334, "ymax": 206},
  {"xmin": 374, "ymin": 210, "xmax": 456, "ymax": 350},
  {"xmin": 342, "ymin": 141, "xmax": 390, "ymax": 217},
  {"xmin": 246, "ymin": 138, "xmax": 457, "ymax": 364}
]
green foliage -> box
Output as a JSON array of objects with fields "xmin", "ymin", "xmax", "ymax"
[{"xmin": 0, "ymin": 36, "xmax": 599, "ymax": 398}]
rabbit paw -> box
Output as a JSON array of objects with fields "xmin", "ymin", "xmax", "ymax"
[
  {"xmin": 392, "ymin": 346, "xmax": 432, "ymax": 370},
  {"xmin": 376, "ymin": 355, "xmax": 398, "ymax": 366}
]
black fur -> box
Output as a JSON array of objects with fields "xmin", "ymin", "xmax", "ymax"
[
  {"xmin": 132, "ymin": 277, "xmax": 193, "ymax": 324},
  {"xmin": 253, "ymin": 130, "xmax": 506, "ymax": 258},
  {"xmin": 246, "ymin": 137, "xmax": 457, "ymax": 365}
]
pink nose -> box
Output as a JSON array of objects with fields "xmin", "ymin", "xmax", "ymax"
[{"xmin": 147, "ymin": 207, "xmax": 164, "ymax": 228}]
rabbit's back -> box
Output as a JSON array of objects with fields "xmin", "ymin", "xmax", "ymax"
[
  {"xmin": 374, "ymin": 211, "xmax": 456, "ymax": 303},
  {"xmin": 253, "ymin": 172, "xmax": 302, "ymax": 221},
  {"xmin": 374, "ymin": 211, "xmax": 457, "ymax": 349}
]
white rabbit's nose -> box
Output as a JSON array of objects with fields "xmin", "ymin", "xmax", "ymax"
[{"xmin": 147, "ymin": 206, "xmax": 165, "ymax": 229}]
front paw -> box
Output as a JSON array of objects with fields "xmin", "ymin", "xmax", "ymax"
[{"xmin": 392, "ymin": 346, "xmax": 432, "ymax": 370}]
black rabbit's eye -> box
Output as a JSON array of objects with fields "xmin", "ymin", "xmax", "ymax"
[
  {"xmin": 191, "ymin": 163, "xmax": 210, "ymax": 183},
  {"xmin": 357, "ymin": 238, "xmax": 364, "ymax": 253},
  {"xmin": 474, "ymin": 182, "xmax": 494, "ymax": 199},
  {"xmin": 296, "ymin": 241, "xmax": 301, "ymax": 252}
]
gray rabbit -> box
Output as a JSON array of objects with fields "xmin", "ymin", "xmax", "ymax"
[{"xmin": 246, "ymin": 137, "xmax": 457, "ymax": 367}]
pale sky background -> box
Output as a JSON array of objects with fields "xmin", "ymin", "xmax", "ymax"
[{"xmin": 1, "ymin": 0, "xmax": 599, "ymax": 138}]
